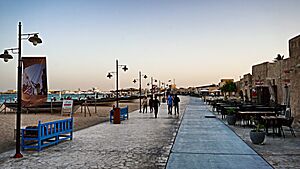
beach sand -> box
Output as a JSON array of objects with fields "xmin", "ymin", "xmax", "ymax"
[{"xmin": 0, "ymin": 100, "xmax": 140, "ymax": 153}]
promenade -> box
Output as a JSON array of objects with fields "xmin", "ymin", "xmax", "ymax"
[
  {"xmin": 166, "ymin": 97, "xmax": 272, "ymax": 169},
  {"xmin": 0, "ymin": 97, "xmax": 188, "ymax": 169},
  {"xmin": 0, "ymin": 96, "xmax": 272, "ymax": 168}
]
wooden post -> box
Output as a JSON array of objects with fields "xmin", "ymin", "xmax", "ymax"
[
  {"xmin": 4, "ymin": 99, "xmax": 7, "ymax": 114},
  {"xmin": 50, "ymin": 99, "xmax": 53, "ymax": 114},
  {"xmin": 95, "ymin": 99, "xmax": 97, "ymax": 114},
  {"xmin": 84, "ymin": 101, "xmax": 87, "ymax": 117},
  {"xmin": 87, "ymin": 105, "xmax": 91, "ymax": 116}
]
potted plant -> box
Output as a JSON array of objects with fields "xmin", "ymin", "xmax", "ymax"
[
  {"xmin": 250, "ymin": 121, "xmax": 265, "ymax": 145},
  {"xmin": 226, "ymin": 108, "xmax": 236, "ymax": 125}
]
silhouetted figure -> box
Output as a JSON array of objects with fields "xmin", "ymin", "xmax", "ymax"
[
  {"xmin": 173, "ymin": 94, "xmax": 180, "ymax": 115},
  {"xmin": 41, "ymin": 68, "xmax": 47, "ymax": 95},
  {"xmin": 149, "ymin": 96, "xmax": 153, "ymax": 113},
  {"xmin": 142, "ymin": 96, "xmax": 148, "ymax": 113},
  {"xmin": 153, "ymin": 95, "xmax": 160, "ymax": 118},
  {"xmin": 110, "ymin": 105, "xmax": 116, "ymax": 118},
  {"xmin": 167, "ymin": 94, "xmax": 173, "ymax": 115},
  {"xmin": 162, "ymin": 96, "xmax": 166, "ymax": 103}
]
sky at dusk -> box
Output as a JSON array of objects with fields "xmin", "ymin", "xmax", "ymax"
[{"xmin": 1, "ymin": 0, "xmax": 300, "ymax": 91}]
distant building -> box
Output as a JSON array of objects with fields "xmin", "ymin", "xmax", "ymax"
[
  {"xmin": 176, "ymin": 87, "xmax": 189, "ymax": 95},
  {"xmin": 6, "ymin": 90, "xmax": 16, "ymax": 94},
  {"xmin": 238, "ymin": 73, "xmax": 252, "ymax": 102},
  {"xmin": 195, "ymin": 84, "xmax": 219, "ymax": 96}
]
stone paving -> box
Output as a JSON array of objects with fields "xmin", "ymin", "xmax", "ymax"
[
  {"xmin": 0, "ymin": 96, "xmax": 190, "ymax": 169},
  {"xmin": 212, "ymin": 107, "xmax": 300, "ymax": 169},
  {"xmin": 166, "ymin": 97, "xmax": 273, "ymax": 169}
]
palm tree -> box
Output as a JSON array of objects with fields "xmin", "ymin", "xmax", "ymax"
[
  {"xmin": 273, "ymin": 54, "xmax": 284, "ymax": 62},
  {"xmin": 220, "ymin": 81, "xmax": 237, "ymax": 97}
]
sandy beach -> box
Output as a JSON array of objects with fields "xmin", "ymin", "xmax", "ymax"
[{"xmin": 0, "ymin": 99, "xmax": 140, "ymax": 153}]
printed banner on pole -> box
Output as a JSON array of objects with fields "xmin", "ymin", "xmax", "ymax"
[{"xmin": 22, "ymin": 57, "xmax": 48, "ymax": 107}]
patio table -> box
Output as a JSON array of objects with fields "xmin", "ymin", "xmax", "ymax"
[
  {"xmin": 237, "ymin": 111, "xmax": 275, "ymax": 126},
  {"xmin": 261, "ymin": 116, "xmax": 286, "ymax": 137}
]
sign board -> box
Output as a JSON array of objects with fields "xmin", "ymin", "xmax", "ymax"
[{"xmin": 61, "ymin": 100, "xmax": 73, "ymax": 116}]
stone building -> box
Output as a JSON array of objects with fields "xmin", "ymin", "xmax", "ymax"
[
  {"xmin": 251, "ymin": 58, "xmax": 291, "ymax": 105},
  {"xmin": 248, "ymin": 34, "xmax": 300, "ymax": 127},
  {"xmin": 238, "ymin": 73, "xmax": 252, "ymax": 102},
  {"xmin": 289, "ymin": 35, "xmax": 300, "ymax": 126}
]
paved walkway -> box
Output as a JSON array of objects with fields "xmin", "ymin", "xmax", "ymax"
[
  {"xmin": 0, "ymin": 96, "xmax": 273, "ymax": 169},
  {"xmin": 166, "ymin": 97, "xmax": 273, "ymax": 169},
  {"xmin": 0, "ymin": 96, "xmax": 189, "ymax": 169}
]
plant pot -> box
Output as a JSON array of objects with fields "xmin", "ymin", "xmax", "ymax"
[
  {"xmin": 250, "ymin": 130, "xmax": 265, "ymax": 144},
  {"xmin": 226, "ymin": 114, "xmax": 236, "ymax": 125}
]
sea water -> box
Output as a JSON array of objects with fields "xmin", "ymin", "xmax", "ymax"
[{"xmin": 0, "ymin": 93, "xmax": 105, "ymax": 103}]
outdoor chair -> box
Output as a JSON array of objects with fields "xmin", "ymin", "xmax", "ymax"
[
  {"xmin": 265, "ymin": 117, "xmax": 285, "ymax": 138},
  {"xmin": 282, "ymin": 117, "xmax": 296, "ymax": 137}
]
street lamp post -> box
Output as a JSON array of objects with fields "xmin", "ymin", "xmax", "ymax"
[
  {"xmin": 151, "ymin": 77, "xmax": 154, "ymax": 97},
  {"xmin": 107, "ymin": 59, "xmax": 128, "ymax": 108},
  {"xmin": 146, "ymin": 77, "xmax": 159, "ymax": 97},
  {"xmin": 0, "ymin": 22, "xmax": 42, "ymax": 158},
  {"xmin": 133, "ymin": 71, "xmax": 147, "ymax": 112}
]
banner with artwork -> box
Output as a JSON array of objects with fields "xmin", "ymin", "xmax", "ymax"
[{"xmin": 22, "ymin": 57, "xmax": 48, "ymax": 107}]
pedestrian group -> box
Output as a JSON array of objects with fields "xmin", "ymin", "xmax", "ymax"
[{"xmin": 141, "ymin": 94, "xmax": 180, "ymax": 118}]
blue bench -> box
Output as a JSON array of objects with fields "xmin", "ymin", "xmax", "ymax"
[
  {"xmin": 110, "ymin": 106, "xmax": 129, "ymax": 123},
  {"xmin": 21, "ymin": 118, "xmax": 73, "ymax": 151}
]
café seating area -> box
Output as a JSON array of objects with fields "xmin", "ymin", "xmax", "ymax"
[{"xmin": 206, "ymin": 97, "xmax": 296, "ymax": 138}]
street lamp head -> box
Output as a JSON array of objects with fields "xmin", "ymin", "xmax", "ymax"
[
  {"xmin": 0, "ymin": 50, "xmax": 13, "ymax": 62},
  {"xmin": 133, "ymin": 79, "xmax": 137, "ymax": 83},
  {"xmin": 107, "ymin": 73, "xmax": 113, "ymax": 79},
  {"xmin": 28, "ymin": 34, "xmax": 42, "ymax": 46},
  {"xmin": 144, "ymin": 75, "xmax": 147, "ymax": 79},
  {"xmin": 122, "ymin": 65, "xmax": 128, "ymax": 72}
]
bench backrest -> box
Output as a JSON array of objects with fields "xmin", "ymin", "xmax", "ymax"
[
  {"xmin": 120, "ymin": 106, "xmax": 128, "ymax": 115},
  {"xmin": 38, "ymin": 118, "xmax": 73, "ymax": 138}
]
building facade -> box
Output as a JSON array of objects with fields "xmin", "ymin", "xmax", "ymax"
[
  {"xmin": 289, "ymin": 35, "xmax": 300, "ymax": 126},
  {"xmin": 247, "ymin": 35, "xmax": 300, "ymax": 127}
]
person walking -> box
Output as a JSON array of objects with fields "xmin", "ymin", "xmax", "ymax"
[
  {"xmin": 142, "ymin": 96, "xmax": 148, "ymax": 113},
  {"xmin": 153, "ymin": 95, "xmax": 160, "ymax": 118},
  {"xmin": 167, "ymin": 94, "xmax": 173, "ymax": 115},
  {"xmin": 149, "ymin": 96, "xmax": 153, "ymax": 113},
  {"xmin": 173, "ymin": 94, "xmax": 180, "ymax": 115}
]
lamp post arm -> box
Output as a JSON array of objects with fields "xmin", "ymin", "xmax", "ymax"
[
  {"xmin": 4, "ymin": 48, "xmax": 19, "ymax": 54},
  {"xmin": 20, "ymin": 33, "xmax": 39, "ymax": 40},
  {"xmin": 151, "ymin": 77, "xmax": 153, "ymax": 97}
]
